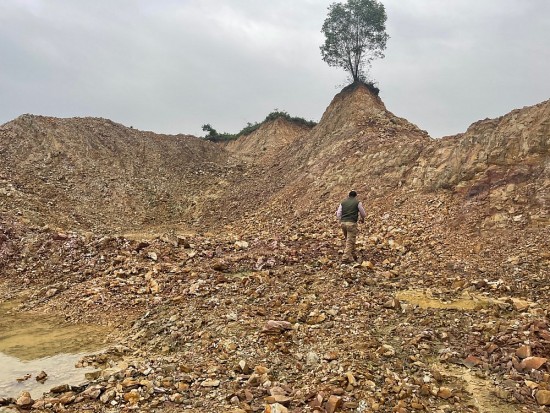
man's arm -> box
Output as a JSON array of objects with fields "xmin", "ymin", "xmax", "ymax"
[{"xmin": 358, "ymin": 202, "xmax": 366, "ymax": 223}]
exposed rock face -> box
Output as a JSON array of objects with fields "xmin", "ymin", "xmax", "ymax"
[
  {"xmin": 410, "ymin": 99, "xmax": 550, "ymax": 191},
  {"xmin": 267, "ymin": 83, "xmax": 549, "ymax": 204}
]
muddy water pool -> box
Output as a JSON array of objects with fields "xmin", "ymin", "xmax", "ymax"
[
  {"xmin": 395, "ymin": 291, "xmax": 521, "ymax": 412},
  {"xmin": 435, "ymin": 364, "xmax": 520, "ymax": 413},
  {"xmin": 0, "ymin": 301, "xmax": 109, "ymax": 399}
]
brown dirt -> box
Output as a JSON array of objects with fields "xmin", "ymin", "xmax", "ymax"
[{"xmin": 0, "ymin": 83, "xmax": 548, "ymax": 412}]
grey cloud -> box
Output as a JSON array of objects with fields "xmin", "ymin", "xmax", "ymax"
[{"xmin": 0, "ymin": 0, "xmax": 548, "ymax": 138}]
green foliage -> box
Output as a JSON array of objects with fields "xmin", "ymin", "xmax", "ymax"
[
  {"xmin": 201, "ymin": 110, "xmax": 317, "ymax": 142},
  {"xmin": 236, "ymin": 122, "xmax": 262, "ymax": 137},
  {"xmin": 342, "ymin": 79, "xmax": 380, "ymax": 95},
  {"xmin": 201, "ymin": 123, "xmax": 217, "ymax": 137},
  {"xmin": 201, "ymin": 123, "xmax": 237, "ymax": 142},
  {"xmin": 262, "ymin": 110, "xmax": 317, "ymax": 129},
  {"xmin": 320, "ymin": 0, "xmax": 389, "ymax": 83}
]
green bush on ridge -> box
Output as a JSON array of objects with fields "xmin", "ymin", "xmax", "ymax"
[{"xmin": 202, "ymin": 110, "xmax": 317, "ymax": 142}]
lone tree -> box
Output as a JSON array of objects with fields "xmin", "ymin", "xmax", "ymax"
[{"xmin": 320, "ymin": 0, "xmax": 389, "ymax": 83}]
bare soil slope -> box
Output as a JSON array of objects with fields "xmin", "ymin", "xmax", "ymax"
[{"xmin": 0, "ymin": 115, "xmax": 237, "ymax": 232}]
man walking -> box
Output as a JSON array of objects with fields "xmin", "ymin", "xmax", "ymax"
[{"xmin": 336, "ymin": 190, "xmax": 366, "ymax": 263}]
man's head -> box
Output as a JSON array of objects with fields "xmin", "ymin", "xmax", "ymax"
[{"xmin": 349, "ymin": 190, "xmax": 357, "ymax": 197}]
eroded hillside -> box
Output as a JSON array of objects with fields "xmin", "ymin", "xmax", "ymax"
[
  {"xmin": 0, "ymin": 115, "xmax": 237, "ymax": 232},
  {"xmin": 0, "ymin": 84, "xmax": 549, "ymax": 413}
]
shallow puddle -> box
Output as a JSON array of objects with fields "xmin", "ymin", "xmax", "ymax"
[
  {"xmin": 436, "ymin": 364, "xmax": 519, "ymax": 413},
  {"xmin": 0, "ymin": 352, "xmax": 98, "ymax": 400},
  {"xmin": 396, "ymin": 290, "xmax": 485, "ymax": 310},
  {"xmin": 0, "ymin": 301, "xmax": 109, "ymax": 399}
]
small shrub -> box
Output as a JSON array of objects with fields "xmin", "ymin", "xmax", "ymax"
[
  {"xmin": 202, "ymin": 111, "xmax": 317, "ymax": 142},
  {"xmin": 342, "ymin": 79, "xmax": 380, "ymax": 96}
]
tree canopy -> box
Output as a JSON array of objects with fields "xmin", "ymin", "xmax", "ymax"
[{"xmin": 320, "ymin": 0, "xmax": 389, "ymax": 83}]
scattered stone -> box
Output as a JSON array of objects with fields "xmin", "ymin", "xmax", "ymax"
[
  {"xmin": 16, "ymin": 374, "xmax": 31, "ymax": 382},
  {"xmin": 269, "ymin": 387, "xmax": 287, "ymax": 396},
  {"xmin": 121, "ymin": 377, "xmax": 140, "ymax": 389},
  {"xmin": 169, "ymin": 393, "xmax": 185, "ymax": 403},
  {"xmin": 437, "ymin": 387, "xmax": 453, "ymax": 399},
  {"xmin": 265, "ymin": 395, "xmax": 291, "ymax": 405},
  {"xmin": 212, "ymin": 261, "xmax": 229, "ymax": 272},
  {"xmin": 15, "ymin": 392, "xmax": 33, "ymax": 408},
  {"xmin": 520, "ymin": 356, "xmax": 547, "ymax": 370},
  {"xmin": 235, "ymin": 241, "xmax": 249, "ymax": 249},
  {"xmin": 80, "ymin": 385, "xmax": 103, "ymax": 399},
  {"xmin": 85, "ymin": 370, "xmax": 102, "ymax": 380},
  {"xmin": 306, "ymin": 351, "xmax": 320, "ymax": 365},
  {"xmin": 307, "ymin": 311, "xmax": 327, "ymax": 324},
  {"xmin": 345, "ymin": 371, "xmax": 357, "ymax": 387},
  {"xmin": 265, "ymin": 403, "xmax": 288, "ymax": 413},
  {"xmin": 463, "ymin": 354, "xmax": 483, "ymax": 368},
  {"xmin": 57, "ymin": 392, "xmax": 76, "ymax": 405},
  {"xmin": 123, "ymin": 389, "xmax": 140, "ymax": 404},
  {"xmin": 323, "ymin": 351, "xmax": 339, "ymax": 361},
  {"xmin": 100, "ymin": 389, "xmax": 116, "ymax": 404},
  {"xmin": 45, "ymin": 288, "xmax": 58, "ymax": 297},
  {"xmin": 512, "ymin": 299, "xmax": 531, "ymax": 312},
  {"xmin": 50, "ymin": 384, "xmax": 71, "ymax": 394},
  {"xmin": 238, "ymin": 359, "xmax": 253, "ymax": 374},
  {"xmin": 515, "ymin": 345, "xmax": 532, "ymax": 359},
  {"xmin": 201, "ymin": 379, "xmax": 220, "ymax": 387},
  {"xmin": 254, "ymin": 365, "xmax": 269, "ymax": 375},
  {"xmin": 35, "ymin": 370, "xmax": 48, "ymax": 383},
  {"xmin": 149, "ymin": 278, "xmax": 160, "ymax": 293},
  {"xmin": 325, "ymin": 395, "xmax": 342, "ymax": 413},
  {"xmin": 536, "ymin": 390, "xmax": 550, "ymax": 406},
  {"xmin": 383, "ymin": 297, "xmax": 401, "ymax": 310},
  {"xmin": 261, "ymin": 320, "xmax": 292, "ymax": 334},
  {"xmin": 525, "ymin": 380, "xmax": 539, "ymax": 390},
  {"xmin": 377, "ymin": 344, "xmax": 396, "ymax": 357}
]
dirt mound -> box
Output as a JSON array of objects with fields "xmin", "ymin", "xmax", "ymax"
[
  {"xmin": 2, "ymin": 87, "xmax": 547, "ymax": 236},
  {"xmin": 0, "ymin": 115, "xmax": 239, "ymax": 232},
  {"xmin": 224, "ymin": 117, "xmax": 311, "ymax": 164}
]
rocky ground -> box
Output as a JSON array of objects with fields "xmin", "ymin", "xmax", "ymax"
[
  {"xmin": 0, "ymin": 83, "xmax": 548, "ymax": 412},
  {"xmin": 0, "ymin": 200, "xmax": 548, "ymax": 412}
]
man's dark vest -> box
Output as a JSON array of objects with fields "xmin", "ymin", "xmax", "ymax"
[{"xmin": 340, "ymin": 197, "xmax": 360, "ymax": 222}]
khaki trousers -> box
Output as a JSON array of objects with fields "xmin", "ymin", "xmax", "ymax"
[{"xmin": 340, "ymin": 221, "xmax": 358, "ymax": 260}]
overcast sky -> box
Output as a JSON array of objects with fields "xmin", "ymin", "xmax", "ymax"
[{"xmin": 1, "ymin": 0, "xmax": 549, "ymax": 138}]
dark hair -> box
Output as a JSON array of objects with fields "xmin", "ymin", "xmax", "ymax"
[{"xmin": 349, "ymin": 190, "xmax": 357, "ymax": 197}]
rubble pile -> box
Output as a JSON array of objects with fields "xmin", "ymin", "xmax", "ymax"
[
  {"xmin": 0, "ymin": 83, "xmax": 548, "ymax": 412},
  {"xmin": 0, "ymin": 115, "xmax": 238, "ymax": 231}
]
